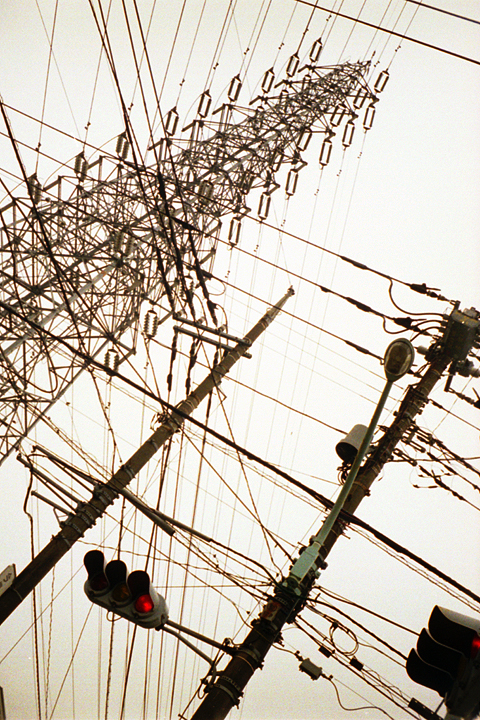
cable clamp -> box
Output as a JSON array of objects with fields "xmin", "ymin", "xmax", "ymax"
[
  {"xmin": 120, "ymin": 463, "xmax": 135, "ymax": 480},
  {"xmin": 76, "ymin": 504, "xmax": 97, "ymax": 527},
  {"xmin": 216, "ymin": 676, "xmax": 243, "ymax": 706},
  {"xmin": 63, "ymin": 519, "xmax": 84, "ymax": 538},
  {"xmin": 93, "ymin": 485, "xmax": 117, "ymax": 507},
  {"xmin": 148, "ymin": 438, "xmax": 159, "ymax": 452},
  {"xmin": 239, "ymin": 646, "xmax": 262, "ymax": 665}
]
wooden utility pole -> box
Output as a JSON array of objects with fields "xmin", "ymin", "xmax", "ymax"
[
  {"xmin": 0, "ymin": 287, "xmax": 294, "ymax": 625},
  {"xmin": 190, "ymin": 305, "xmax": 480, "ymax": 720}
]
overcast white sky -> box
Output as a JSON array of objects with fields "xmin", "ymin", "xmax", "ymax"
[{"xmin": 0, "ymin": 2, "xmax": 479, "ymax": 719}]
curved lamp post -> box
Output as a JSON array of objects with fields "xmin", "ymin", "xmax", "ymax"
[{"xmin": 290, "ymin": 338, "xmax": 415, "ymax": 584}]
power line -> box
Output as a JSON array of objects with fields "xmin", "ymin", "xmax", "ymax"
[
  {"xmin": 1, "ymin": 98, "xmax": 453, "ymax": 310},
  {"xmin": 404, "ymin": 0, "xmax": 480, "ymax": 26},
  {"xmin": 221, "ymin": 217, "xmax": 451, "ymax": 302},
  {"xmin": 292, "ymin": 0, "xmax": 480, "ymax": 66},
  {"xmin": 5, "ymin": 296, "xmax": 480, "ymax": 609},
  {"xmin": 216, "ymin": 277, "xmax": 385, "ymax": 361}
]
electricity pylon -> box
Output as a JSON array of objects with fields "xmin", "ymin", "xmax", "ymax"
[{"xmin": 0, "ymin": 54, "xmax": 378, "ymax": 464}]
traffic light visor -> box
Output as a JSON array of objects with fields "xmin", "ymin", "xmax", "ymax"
[
  {"xmin": 104, "ymin": 560, "xmax": 130, "ymax": 605},
  {"xmin": 128, "ymin": 570, "xmax": 157, "ymax": 615},
  {"xmin": 417, "ymin": 628, "xmax": 462, "ymax": 679},
  {"xmin": 406, "ymin": 648, "xmax": 454, "ymax": 697},
  {"xmin": 429, "ymin": 606, "xmax": 480, "ymax": 658},
  {"xmin": 84, "ymin": 550, "xmax": 108, "ymax": 592}
]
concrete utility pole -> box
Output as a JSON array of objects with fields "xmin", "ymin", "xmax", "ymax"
[
  {"xmin": 190, "ymin": 305, "xmax": 480, "ymax": 720},
  {"xmin": 0, "ymin": 287, "xmax": 294, "ymax": 626}
]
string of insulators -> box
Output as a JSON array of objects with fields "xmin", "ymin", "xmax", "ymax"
[
  {"xmin": 285, "ymin": 168, "xmax": 299, "ymax": 196},
  {"xmin": 261, "ymin": 68, "xmax": 275, "ymax": 94},
  {"xmin": 197, "ymin": 179, "xmax": 214, "ymax": 204},
  {"xmin": 363, "ymin": 104, "xmax": 376, "ymax": 131},
  {"xmin": 110, "ymin": 230, "xmax": 125, "ymax": 254},
  {"xmin": 187, "ymin": 120, "xmax": 202, "ymax": 145},
  {"xmin": 165, "ymin": 107, "xmax": 179, "ymax": 136},
  {"xmin": 74, "ymin": 153, "xmax": 88, "ymax": 181},
  {"xmin": 116, "ymin": 132, "xmax": 130, "ymax": 159},
  {"xmin": 123, "ymin": 235, "xmax": 134, "ymax": 257},
  {"xmin": 309, "ymin": 38, "xmax": 323, "ymax": 64},
  {"xmin": 27, "ymin": 174, "xmax": 42, "ymax": 204},
  {"xmin": 319, "ymin": 138, "xmax": 333, "ymax": 166},
  {"xmin": 228, "ymin": 216, "xmax": 242, "ymax": 247},
  {"xmin": 353, "ymin": 87, "xmax": 369, "ymax": 109},
  {"xmin": 330, "ymin": 106, "xmax": 347, "ymax": 127},
  {"xmin": 449, "ymin": 389, "xmax": 480, "ymax": 410},
  {"xmin": 143, "ymin": 309, "xmax": 159, "ymax": 339},
  {"xmin": 104, "ymin": 348, "xmax": 120, "ymax": 371},
  {"xmin": 338, "ymin": 254, "xmax": 451, "ymax": 301},
  {"xmin": 185, "ymin": 338, "xmax": 199, "ymax": 395},
  {"xmin": 342, "ymin": 120, "xmax": 355, "ymax": 148},
  {"xmin": 228, "ymin": 75, "xmax": 242, "ymax": 103},
  {"xmin": 197, "ymin": 90, "xmax": 212, "ymax": 118},
  {"xmin": 271, "ymin": 152, "xmax": 284, "ymax": 173},
  {"xmin": 108, "ymin": 229, "xmax": 134, "ymax": 256},
  {"xmin": 297, "ymin": 128, "xmax": 312, "ymax": 152},
  {"xmin": 239, "ymin": 169, "xmax": 254, "ymax": 193},
  {"xmin": 121, "ymin": 137, "xmax": 130, "ymax": 159},
  {"xmin": 258, "ymin": 192, "xmax": 271, "ymax": 220},
  {"xmin": 418, "ymin": 465, "xmax": 472, "ymax": 505},
  {"xmin": 409, "ymin": 282, "xmax": 449, "ymax": 300},
  {"xmin": 152, "ymin": 137, "xmax": 171, "ymax": 162},
  {"xmin": 316, "ymin": 282, "xmax": 417, "ymax": 329},
  {"xmin": 286, "ymin": 53, "xmax": 299, "ymax": 78},
  {"xmin": 167, "ymin": 330, "xmax": 178, "ymax": 392},
  {"xmin": 374, "ymin": 69, "xmax": 389, "ymax": 94}
]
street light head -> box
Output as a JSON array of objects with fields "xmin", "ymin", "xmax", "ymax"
[{"xmin": 383, "ymin": 339, "xmax": 415, "ymax": 382}]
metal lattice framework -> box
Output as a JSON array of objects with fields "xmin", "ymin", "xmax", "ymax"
[{"xmin": 0, "ymin": 60, "xmax": 375, "ymax": 463}]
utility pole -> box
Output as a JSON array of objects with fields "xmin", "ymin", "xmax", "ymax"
[
  {"xmin": 190, "ymin": 304, "xmax": 480, "ymax": 720},
  {"xmin": 0, "ymin": 287, "xmax": 294, "ymax": 625}
]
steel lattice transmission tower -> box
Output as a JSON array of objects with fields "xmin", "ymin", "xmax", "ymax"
[{"xmin": 0, "ymin": 56, "xmax": 379, "ymax": 464}]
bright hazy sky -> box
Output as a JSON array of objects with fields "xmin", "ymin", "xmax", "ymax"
[{"xmin": 0, "ymin": 2, "xmax": 479, "ymax": 719}]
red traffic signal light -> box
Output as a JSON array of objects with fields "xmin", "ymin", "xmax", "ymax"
[
  {"xmin": 128, "ymin": 570, "xmax": 157, "ymax": 614},
  {"xmin": 83, "ymin": 551, "xmax": 168, "ymax": 629},
  {"xmin": 471, "ymin": 635, "xmax": 480, "ymax": 660},
  {"xmin": 407, "ymin": 606, "xmax": 480, "ymax": 719}
]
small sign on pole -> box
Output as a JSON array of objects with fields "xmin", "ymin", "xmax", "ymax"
[{"xmin": 0, "ymin": 564, "xmax": 15, "ymax": 598}]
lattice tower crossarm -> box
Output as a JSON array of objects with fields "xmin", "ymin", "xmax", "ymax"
[{"xmin": 0, "ymin": 60, "xmax": 375, "ymax": 464}]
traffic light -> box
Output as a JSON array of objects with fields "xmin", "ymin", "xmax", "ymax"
[
  {"xmin": 406, "ymin": 605, "xmax": 480, "ymax": 719},
  {"xmin": 83, "ymin": 550, "xmax": 168, "ymax": 629}
]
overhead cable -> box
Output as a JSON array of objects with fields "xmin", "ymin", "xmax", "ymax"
[
  {"xmin": 404, "ymin": 0, "xmax": 480, "ymax": 26},
  {"xmin": 3, "ymin": 299, "xmax": 479, "ymax": 607},
  {"xmin": 293, "ymin": 0, "xmax": 480, "ymax": 66}
]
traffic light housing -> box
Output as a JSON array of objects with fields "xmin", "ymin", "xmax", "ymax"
[
  {"xmin": 84, "ymin": 550, "xmax": 168, "ymax": 629},
  {"xmin": 406, "ymin": 605, "xmax": 480, "ymax": 719}
]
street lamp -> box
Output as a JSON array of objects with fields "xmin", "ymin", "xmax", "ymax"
[
  {"xmin": 383, "ymin": 338, "xmax": 415, "ymax": 382},
  {"xmin": 289, "ymin": 338, "xmax": 415, "ymax": 584}
]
